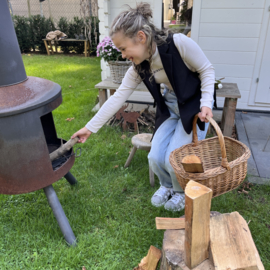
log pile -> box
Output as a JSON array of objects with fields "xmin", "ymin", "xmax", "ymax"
[
  {"xmin": 107, "ymin": 105, "xmax": 156, "ymax": 133},
  {"xmin": 157, "ymin": 180, "xmax": 265, "ymax": 270}
]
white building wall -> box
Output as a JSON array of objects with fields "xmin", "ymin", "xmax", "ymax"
[{"xmin": 191, "ymin": 0, "xmax": 270, "ymax": 111}]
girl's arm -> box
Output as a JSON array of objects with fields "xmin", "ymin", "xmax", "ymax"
[{"xmin": 72, "ymin": 66, "xmax": 140, "ymax": 142}]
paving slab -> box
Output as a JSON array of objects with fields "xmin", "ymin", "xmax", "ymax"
[
  {"xmin": 235, "ymin": 112, "xmax": 259, "ymax": 177},
  {"xmin": 235, "ymin": 112, "xmax": 270, "ymax": 184}
]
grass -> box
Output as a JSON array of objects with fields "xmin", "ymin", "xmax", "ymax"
[{"xmin": 0, "ymin": 54, "xmax": 270, "ymax": 270}]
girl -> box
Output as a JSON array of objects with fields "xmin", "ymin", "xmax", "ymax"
[{"xmin": 72, "ymin": 2, "xmax": 215, "ymax": 212}]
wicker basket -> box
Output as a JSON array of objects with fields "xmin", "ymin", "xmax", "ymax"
[
  {"xmin": 169, "ymin": 114, "xmax": 251, "ymax": 197},
  {"xmin": 108, "ymin": 60, "xmax": 132, "ymax": 84}
]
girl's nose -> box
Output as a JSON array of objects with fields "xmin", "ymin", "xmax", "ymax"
[{"xmin": 122, "ymin": 52, "xmax": 126, "ymax": 59}]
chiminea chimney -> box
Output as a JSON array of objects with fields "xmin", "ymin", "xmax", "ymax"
[{"xmin": 0, "ymin": 1, "xmax": 27, "ymax": 86}]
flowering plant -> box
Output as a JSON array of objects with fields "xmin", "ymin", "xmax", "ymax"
[
  {"xmin": 96, "ymin": 36, "xmax": 124, "ymax": 62},
  {"xmin": 215, "ymin": 77, "xmax": 225, "ymax": 90}
]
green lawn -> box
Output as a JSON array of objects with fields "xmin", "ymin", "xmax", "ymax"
[{"xmin": 0, "ymin": 54, "xmax": 269, "ymax": 270}]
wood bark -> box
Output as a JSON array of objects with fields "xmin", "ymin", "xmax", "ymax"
[
  {"xmin": 184, "ymin": 180, "xmax": 213, "ymax": 269},
  {"xmin": 159, "ymin": 230, "xmax": 214, "ymax": 270},
  {"xmin": 50, "ymin": 137, "xmax": 79, "ymax": 161}
]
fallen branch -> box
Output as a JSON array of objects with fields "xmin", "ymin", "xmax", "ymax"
[
  {"xmin": 138, "ymin": 117, "xmax": 149, "ymax": 126},
  {"xmin": 50, "ymin": 137, "xmax": 79, "ymax": 161}
]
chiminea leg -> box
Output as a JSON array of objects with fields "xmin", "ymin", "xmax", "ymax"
[
  {"xmin": 43, "ymin": 185, "xmax": 76, "ymax": 246},
  {"xmin": 64, "ymin": 171, "xmax": 77, "ymax": 185}
]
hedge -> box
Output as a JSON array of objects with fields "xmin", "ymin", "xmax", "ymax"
[{"xmin": 12, "ymin": 15, "xmax": 99, "ymax": 55}]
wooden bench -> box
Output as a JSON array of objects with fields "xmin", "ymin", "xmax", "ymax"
[
  {"xmin": 42, "ymin": 39, "xmax": 90, "ymax": 57},
  {"xmin": 95, "ymin": 78, "xmax": 241, "ymax": 137}
]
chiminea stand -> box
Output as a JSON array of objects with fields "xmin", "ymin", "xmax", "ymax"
[
  {"xmin": 157, "ymin": 180, "xmax": 265, "ymax": 270},
  {"xmin": 43, "ymin": 182, "xmax": 76, "ymax": 246},
  {"xmin": 42, "ymin": 138, "xmax": 80, "ymax": 246}
]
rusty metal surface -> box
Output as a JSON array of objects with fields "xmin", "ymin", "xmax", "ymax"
[
  {"xmin": 0, "ymin": 76, "xmax": 61, "ymax": 117},
  {"xmin": 0, "ymin": 154, "xmax": 75, "ymax": 195},
  {"xmin": 0, "ymin": 105, "xmax": 74, "ymax": 194},
  {"xmin": 0, "ymin": 91, "xmax": 74, "ymax": 195}
]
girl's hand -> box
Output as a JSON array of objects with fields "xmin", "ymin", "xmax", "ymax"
[
  {"xmin": 198, "ymin": 106, "xmax": 213, "ymax": 123},
  {"xmin": 71, "ymin": 127, "xmax": 92, "ymax": 143}
]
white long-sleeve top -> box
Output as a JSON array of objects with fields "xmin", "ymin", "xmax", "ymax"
[{"xmin": 86, "ymin": 33, "xmax": 215, "ymax": 133}]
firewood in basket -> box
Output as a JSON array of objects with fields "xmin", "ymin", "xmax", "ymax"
[{"xmin": 181, "ymin": 154, "xmax": 204, "ymax": 173}]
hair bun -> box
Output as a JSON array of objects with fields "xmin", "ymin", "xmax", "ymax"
[{"xmin": 136, "ymin": 2, "xmax": 152, "ymax": 19}]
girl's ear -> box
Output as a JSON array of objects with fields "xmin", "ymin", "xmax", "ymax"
[{"xmin": 137, "ymin": 31, "xmax": 147, "ymax": 44}]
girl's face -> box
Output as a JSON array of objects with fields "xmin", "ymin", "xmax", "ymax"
[{"xmin": 112, "ymin": 31, "xmax": 150, "ymax": 65}]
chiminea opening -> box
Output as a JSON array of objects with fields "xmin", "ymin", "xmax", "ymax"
[{"xmin": 40, "ymin": 112, "xmax": 73, "ymax": 171}]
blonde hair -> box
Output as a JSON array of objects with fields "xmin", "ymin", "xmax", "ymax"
[{"xmin": 109, "ymin": 2, "xmax": 170, "ymax": 78}]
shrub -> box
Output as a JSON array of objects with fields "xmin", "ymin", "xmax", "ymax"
[
  {"xmin": 29, "ymin": 15, "xmax": 55, "ymax": 53},
  {"xmin": 57, "ymin": 17, "xmax": 70, "ymax": 53},
  {"xmin": 13, "ymin": 15, "xmax": 99, "ymax": 55},
  {"xmin": 12, "ymin": 15, "xmax": 32, "ymax": 52},
  {"xmin": 66, "ymin": 17, "xmax": 85, "ymax": 54}
]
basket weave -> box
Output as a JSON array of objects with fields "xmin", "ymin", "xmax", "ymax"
[
  {"xmin": 108, "ymin": 60, "xmax": 132, "ymax": 84},
  {"xmin": 169, "ymin": 114, "xmax": 251, "ymax": 197}
]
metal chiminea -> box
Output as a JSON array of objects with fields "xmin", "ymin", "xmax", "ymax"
[{"xmin": 0, "ymin": 1, "xmax": 77, "ymax": 246}]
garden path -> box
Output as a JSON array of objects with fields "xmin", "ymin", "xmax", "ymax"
[{"xmin": 235, "ymin": 111, "xmax": 270, "ymax": 184}]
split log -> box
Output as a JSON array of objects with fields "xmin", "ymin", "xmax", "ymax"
[
  {"xmin": 184, "ymin": 180, "xmax": 213, "ymax": 269},
  {"xmin": 210, "ymin": 211, "xmax": 265, "ymax": 270},
  {"xmin": 134, "ymin": 245, "xmax": 162, "ymax": 270},
  {"xmin": 50, "ymin": 137, "xmax": 79, "ymax": 161},
  {"xmin": 155, "ymin": 217, "xmax": 185, "ymax": 230},
  {"xmin": 181, "ymin": 155, "xmax": 204, "ymax": 173},
  {"xmin": 159, "ymin": 230, "xmax": 214, "ymax": 270}
]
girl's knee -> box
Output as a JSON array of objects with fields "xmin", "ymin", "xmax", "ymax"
[
  {"xmin": 164, "ymin": 156, "xmax": 174, "ymax": 174},
  {"xmin": 148, "ymin": 151, "xmax": 164, "ymax": 168}
]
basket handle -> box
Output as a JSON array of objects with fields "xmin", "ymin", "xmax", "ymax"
[{"xmin": 192, "ymin": 114, "xmax": 230, "ymax": 170}]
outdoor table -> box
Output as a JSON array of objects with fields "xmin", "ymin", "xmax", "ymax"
[
  {"xmin": 43, "ymin": 39, "xmax": 90, "ymax": 57},
  {"xmin": 95, "ymin": 78, "xmax": 241, "ymax": 137}
]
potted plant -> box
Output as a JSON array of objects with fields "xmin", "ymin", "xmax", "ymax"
[
  {"xmin": 171, "ymin": 15, "xmax": 176, "ymax": 25},
  {"xmin": 96, "ymin": 36, "xmax": 132, "ymax": 84}
]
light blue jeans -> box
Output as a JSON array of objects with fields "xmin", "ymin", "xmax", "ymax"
[{"xmin": 148, "ymin": 90, "xmax": 210, "ymax": 193}]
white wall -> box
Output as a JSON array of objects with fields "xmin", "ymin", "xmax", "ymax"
[
  {"xmin": 192, "ymin": 0, "xmax": 270, "ymax": 111},
  {"xmin": 98, "ymin": 0, "xmax": 162, "ymax": 80}
]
